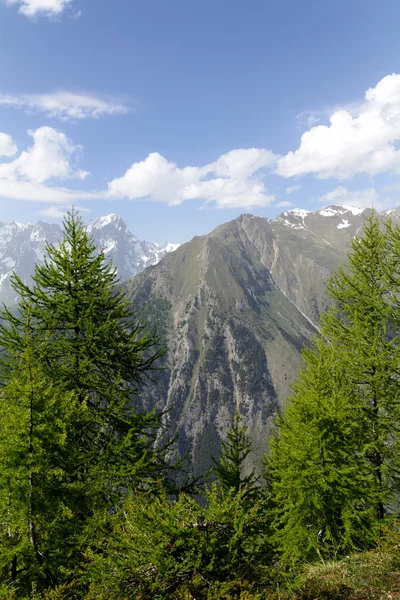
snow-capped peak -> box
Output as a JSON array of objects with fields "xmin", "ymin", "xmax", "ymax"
[
  {"xmin": 0, "ymin": 214, "xmax": 179, "ymax": 307},
  {"xmin": 284, "ymin": 208, "xmax": 311, "ymax": 218},
  {"xmin": 342, "ymin": 205, "xmax": 365, "ymax": 216},
  {"xmin": 319, "ymin": 205, "xmax": 365, "ymax": 217},
  {"xmin": 161, "ymin": 242, "xmax": 180, "ymax": 253},
  {"xmin": 318, "ymin": 206, "xmax": 347, "ymax": 217},
  {"xmin": 88, "ymin": 214, "xmax": 124, "ymax": 230}
]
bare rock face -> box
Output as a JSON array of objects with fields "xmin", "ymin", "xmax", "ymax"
[
  {"xmin": 124, "ymin": 204, "xmax": 377, "ymax": 476},
  {"xmin": 1, "ymin": 204, "xmax": 391, "ymax": 476}
]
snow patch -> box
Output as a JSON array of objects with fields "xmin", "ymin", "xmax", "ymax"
[
  {"xmin": 285, "ymin": 208, "xmax": 311, "ymax": 218},
  {"xmin": 337, "ymin": 219, "xmax": 351, "ymax": 229},
  {"xmin": 162, "ymin": 243, "xmax": 180, "ymax": 253},
  {"xmin": 319, "ymin": 207, "xmax": 342, "ymax": 217},
  {"xmin": 89, "ymin": 214, "xmax": 119, "ymax": 230},
  {"xmin": 102, "ymin": 239, "xmax": 117, "ymax": 254},
  {"xmin": 343, "ymin": 205, "xmax": 365, "ymax": 216}
]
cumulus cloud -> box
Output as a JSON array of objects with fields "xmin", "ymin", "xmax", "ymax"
[
  {"xmin": 277, "ymin": 74, "xmax": 400, "ymax": 179},
  {"xmin": 0, "ymin": 92, "xmax": 130, "ymax": 121},
  {"xmin": 4, "ymin": 0, "xmax": 73, "ymax": 18},
  {"xmin": 275, "ymin": 200, "xmax": 294, "ymax": 208},
  {"xmin": 209, "ymin": 148, "xmax": 277, "ymax": 179},
  {"xmin": 39, "ymin": 204, "xmax": 91, "ymax": 219},
  {"xmin": 0, "ymin": 127, "xmax": 94, "ymax": 203},
  {"xmin": 0, "ymin": 133, "xmax": 280, "ymax": 210},
  {"xmin": 0, "ymin": 127, "xmax": 89, "ymax": 183},
  {"xmin": 285, "ymin": 184, "xmax": 302, "ymax": 194},
  {"xmin": 318, "ymin": 186, "xmax": 385, "ymax": 210},
  {"xmin": 107, "ymin": 148, "xmax": 278, "ymax": 209},
  {"xmin": 0, "ymin": 133, "xmax": 18, "ymax": 157}
]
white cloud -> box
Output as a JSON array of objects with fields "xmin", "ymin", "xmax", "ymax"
[
  {"xmin": 107, "ymin": 148, "xmax": 278, "ymax": 209},
  {"xmin": 0, "ymin": 127, "xmax": 88, "ymax": 183},
  {"xmin": 319, "ymin": 186, "xmax": 385, "ymax": 210},
  {"xmin": 0, "ymin": 133, "xmax": 18, "ymax": 157},
  {"xmin": 0, "ymin": 127, "xmax": 94, "ymax": 203},
  {"xmin": 38, "ymin": 204, "xmax": 91, "ymax": 219},
  {"xmin": 277, "ymin": 74, "xmax": 400, "ymax": 179},
  {"xmin": 285, "ymin": 184, "xmax": 302, "ymax": 194},
  {"xmin": 0, "ymin": 131, "xmax": 278, "ymax": 210},
  {"xmin": 38, "ymin": 205, "xmax": 69, "ymax": 219},
  {"xmin": 275, "ymin": 200, "xmax": 294, "ymax": 208},
  {"xmin": 0, "ymin": 180, "xmax": 94, "ymax": 202},
  {"xmin": 209, "ymin": 148, "xmax": 277, "ymax": 179},
  {"xmin": 0, "ymin": 92, "xmax": 130, "ymax": 121},
  {"xmin": 4, "ymin": 0, "xmax": 72, "ymax": 18}
]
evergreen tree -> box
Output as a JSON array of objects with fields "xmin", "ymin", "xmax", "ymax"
[
  {"xmin": 214, "ymin": 412, "xmax": 259, "ymax": 497},
  {"xmin": 0, "ymin": 310, "xmax": 86, "ymax": 593},
  {"xmin": 268, "ymin": 341, "xmax": 376, "ymax": 566},
  {"xmin": 85, "ymin": 485, "xmax": 272, "ymax": 598},
  {"xmin": 268, "ymin": 213, "xmax": 400, "ymax": 566},
  {"xmin": 324, "ymin": 214, "xmax": 400, "ymax": 518},
  {"xmin": 0, "ymin": 209, "xmax": 169, "ymax": 592}
]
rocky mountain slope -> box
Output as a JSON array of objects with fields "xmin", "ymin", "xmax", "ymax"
[
  {"xmin": 0, "ymin": 213, "xmax": 179, "ymax": 306},
  {"xmin": 125, "ymin": 205, "xmax": 392, "ymax": 476},
  {"xmin": 2, "ymin": 204, "xmax": 395, "ymax": 476}
]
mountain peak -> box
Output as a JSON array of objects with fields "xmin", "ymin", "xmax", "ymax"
[
  {"xmin": 318, "ymin": 205, "xmax": 365, "ymax": 217},
  {"xmin": 88, "ymin": 213, "xmax": 127, "ymax": 231},
  {"xmin": 284, "ymin": 208, "xmax": 311, "ymax": 218},
  {"xmin": 0, "ymin": 214, "xmax": 179, "ymax": 306}
]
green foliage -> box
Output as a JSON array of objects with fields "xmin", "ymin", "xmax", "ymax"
[
  {"xmin": 85, "ymin": 485, "xmax": 273, "ymax": 599},
  {"xmin": 324, "ymin": 214, "xmax": 400, "ymax": 518},
  {"xmin": 214, "ymin": 412, "xmax": 259, "ymax": 498},
  {"xmin": 268, "ymin": 341, "xmax": 377, "ymax": 567},
  {"xmin": 0, "ymin": 209, "xmax": 169, "ymax": 595},
  {"xmin": 268, "ymin": 213, "xmax": 400, "ymax": 567},
  {"xmin": 0, "ymin": 314, "xmax": 88, "ymax": 593},
  {"xmin": 4, "ymin": 208, "xmax": 400, "ymax": 597}
]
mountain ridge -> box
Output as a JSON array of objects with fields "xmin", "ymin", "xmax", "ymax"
[
  {"xmin": 0, "ymin": 213, "xmax": 179, "ymax": 306},
  {"xmin": 2, "ymin": 203, "xmax": 397, "ymax": 474},
  {"xmin": 123, "ymin": 203, "xmax": 398, "ymax": 475}
]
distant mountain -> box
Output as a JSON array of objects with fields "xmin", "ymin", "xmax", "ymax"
[
  {"xmin": 0, "ymin": 214, "xmax": 179, "ymax": 306},
  {"xmin": 124, "ymin": 205, "xmax": 395, "ymax": 477}
]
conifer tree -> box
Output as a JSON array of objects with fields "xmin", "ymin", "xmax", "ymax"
[
  {"xmin": 214, "ymin": 412, "xmax": 259, "ymax": 497},
  {"xmin": 323, "ymin": 214, "xmax": 400, "ymax": 518},
  {"xmin": 0, "ymin": 209, "xmax": 169, "ymax": 591},
  {"xmin": 268, "ymin": 213, "xmax": 400, "ymax": 566},
  {"xmin": 0, "ymin": 310, "xmax": 86, "ymax": 593},
  {"xmin": 0, "ymin": 210, "xmax": 166, "ymax": 495},
  {"xmin": 268, "ymin": 341, "xmax": 376, "ymax": 566}
]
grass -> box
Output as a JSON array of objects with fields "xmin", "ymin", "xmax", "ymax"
[{"xmin": 280, "ymin": 524, "xmax": 400, "ymax": 600}]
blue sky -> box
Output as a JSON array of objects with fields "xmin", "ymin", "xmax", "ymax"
[{"xmin": 1, "ymin": 0, "xmax": 400, "ymax": 243}]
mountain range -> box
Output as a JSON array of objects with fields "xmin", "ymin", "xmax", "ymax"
[
  {"xmin": 124, "ymin": 205, "xmax": 398, "ymax": 476},
  {"xmin": 1, "ymin": 204, "xmax": 397, "ymax": 476},
  {"xmin": 0, "ymin": 213, "xmax": 179, "ymax": 306}
]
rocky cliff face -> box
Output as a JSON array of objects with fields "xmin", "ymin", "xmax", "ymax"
[
  {"xmin": 2, "ymin": 204, "xmax": 393, "ymax": 476},
  {"xmin": 0, "ymin": 213, "xmax": 179, "ymax": 306},
  {"xmin": 124, "ymin": 205, "xmax": 383, "ymax": 476}
]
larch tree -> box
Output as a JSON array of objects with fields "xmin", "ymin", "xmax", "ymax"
[
  {"xmin": 268, "ymin": 213, "xmax": 400, "ymax": 567},
  {"xmin": 0, "ymin": 209, "xmax": 169, "ymax": 592},
  {"xmin": 0, "ymin": 310, "xmax": 85, "ymax": 593},
  {"xmin": 214, "ymin": 412, "xmax": 259, "ymax": 497},
  {"xmin": 268, "ymin": 340, "xmax": 376, "ymax": 566}
]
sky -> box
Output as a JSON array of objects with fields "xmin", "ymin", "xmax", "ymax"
[{"xmin": 2, "ymin": 0, "xmax": 400, "ymax": 243}]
